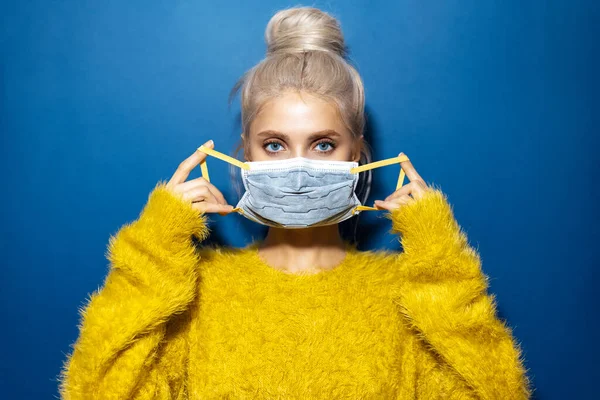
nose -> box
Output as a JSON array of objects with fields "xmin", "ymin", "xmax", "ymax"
[{"xmin": 289, "ymin": 145, "xmax": 308, "ymax": 159}]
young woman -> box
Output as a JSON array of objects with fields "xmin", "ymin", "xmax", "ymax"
[{"xmin": 59, "ymin": 7, "xmax": 532, "ymax": 399}]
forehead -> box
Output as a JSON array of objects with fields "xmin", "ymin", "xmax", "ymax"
[{"xmin": 249, "ymin": 91, "xmax": 348, "ymax": 137}]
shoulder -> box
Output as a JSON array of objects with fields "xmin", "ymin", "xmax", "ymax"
[
  {"xmin": 194, "ymin": 242, "xmax": 236, "ymax": 260},
  {"xmin": 194, "ymin": 243, "xmax": 249, "ymax": 266},
  {"xmin": 346, "ymin": 247, "xmax": 403, "ymax": 287},
  {"xmin": 193, "ymin": 242, "xmax": 261, "ymax": 278}
]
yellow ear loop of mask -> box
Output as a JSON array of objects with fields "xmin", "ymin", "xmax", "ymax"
[
  {"xmin": 349, "ymin": 154, "xmax": 411, "ymax": 215},
  {"xmin": 196, "ymin": 145, "xmax": 250, "ymax": 214},
  {"xmin": 196, "ymin": 145, "xmax": 410, "ymax": 217}
]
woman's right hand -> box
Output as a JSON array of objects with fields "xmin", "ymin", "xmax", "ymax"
[{"xmin": 165, "ymin": 139, "xmax": 235, "ymax": 215}]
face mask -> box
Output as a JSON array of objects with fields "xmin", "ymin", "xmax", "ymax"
[{"xmin": 196, "ymin": 145, "xmax": 410, "ymax": 229}]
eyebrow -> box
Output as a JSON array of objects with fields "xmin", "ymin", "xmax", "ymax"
[{"xmin": 256, "ymin": 129, "xmax": 342, "ymax": 141}]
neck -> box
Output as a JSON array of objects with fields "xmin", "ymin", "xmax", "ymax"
[
  {"xmin": 264, "ymin": 223, "xmax": 345, "ymax": 248},
  {"xmin": 257, "ymin": 224, "xmax": 347, "ymax": 274}
]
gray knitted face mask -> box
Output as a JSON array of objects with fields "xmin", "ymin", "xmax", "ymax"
[{"xmin": 196, "ymin": 145, "xmax": 410, "ymax": 229}]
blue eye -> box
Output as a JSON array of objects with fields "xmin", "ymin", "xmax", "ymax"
[
  {"xmin": 316, "ymin": 142, "xmax": 334, "ymax": 152},
  {"xmin": 265, "ymin": 142, "xmax": 283, "ymax": 152}
]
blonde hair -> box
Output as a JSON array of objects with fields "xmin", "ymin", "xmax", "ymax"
[{"xmin": 228, "ymin": 6, "xmax": 373, "ymax": 242}]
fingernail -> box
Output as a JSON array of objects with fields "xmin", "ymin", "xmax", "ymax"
[
  {"xmin": 204, "ymin": 139, "xmax": 213, "ymax": 147},
  {"xmin": 399, "ymin": 152, "xmax": 404, "ymax": 156}
]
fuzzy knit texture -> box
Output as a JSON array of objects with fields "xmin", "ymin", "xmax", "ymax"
[{"xmin": 58, "ymin": 181, "xmax": 532, "ymax": 399}]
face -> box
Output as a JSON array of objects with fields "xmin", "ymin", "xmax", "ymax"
[{"xmin": 245, "ymin": 90, "xmax": 362, "ymax": 162}]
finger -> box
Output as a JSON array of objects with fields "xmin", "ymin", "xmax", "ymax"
[
  {"xmin": 167, "ymin": 140, "xmax": 214, "ymax": 187},
  {"xmin": 196, "ymin": 182, "xmax": 226, "ymax": 206},
  {"xmin": 398, "ymin": 152, "xmax": 424, "ymax": 183},
  {"xmin": 374, "ymin": 195, "xmax": 415, "ymax": 210},
  {"xmin": 180, "ymin": 177, "xmax": 228, "ymax": 206},
  {"xmin": 183, "ymin": 186, "xmax": 218, "ymax": 205},
  {"xmin": 384, "ymin": 185, "xmax": 412, "ymax": 202},
  {"xmin": 192, "ymin": 202, "xmax": 235, "ymax": 214},
  {"xmin": 204, "ymin": 180, "xmax": 227, "ymax": 205},
  {"xmin": 384, "ymin": 180, "xmax": 427, "ymax": 202},
  {"xmin": 387, "ymin": 195, "xmax": 415, "ymax": 207}
]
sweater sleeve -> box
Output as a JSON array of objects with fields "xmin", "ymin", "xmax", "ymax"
[
  {"xmin": 58, "ymin": 181, "xmax": 210, "ymax": 400},
  {"xmin": 387, "ymin": 187, "xmax": 533, "ymax": 400}
]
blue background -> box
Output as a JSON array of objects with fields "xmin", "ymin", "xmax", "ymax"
[{"xmin": 1, "ymin": 1, "xmax": 598, "ymax": 398}]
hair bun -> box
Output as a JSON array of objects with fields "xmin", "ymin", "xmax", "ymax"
[{"xmin": 265, "ymin": 7, "xmax": 347, "ymax": 58}]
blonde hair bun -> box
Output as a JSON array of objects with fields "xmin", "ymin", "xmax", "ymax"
[{"xmin": 265, "ymin": 7, "xmax": 347, "ymax": 58}]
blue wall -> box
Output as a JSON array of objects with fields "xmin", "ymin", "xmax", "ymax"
[{"xmin": 1, "ymin": 1, "xmax": 597, "ymax": 398}]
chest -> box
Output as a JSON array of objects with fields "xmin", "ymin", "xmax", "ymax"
[{"xmin": 186, "ymin": 274, "xmax": 406, "ymax": 398}]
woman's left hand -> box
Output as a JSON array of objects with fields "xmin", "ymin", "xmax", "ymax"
[{"xmin": 374, "ymin": 153, "xmax": 433, "ymax": 211}]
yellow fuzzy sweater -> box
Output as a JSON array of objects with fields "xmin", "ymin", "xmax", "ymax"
[{"xmin": 59, "ymin": 182, "xmax": 532, "ymax": 399}]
